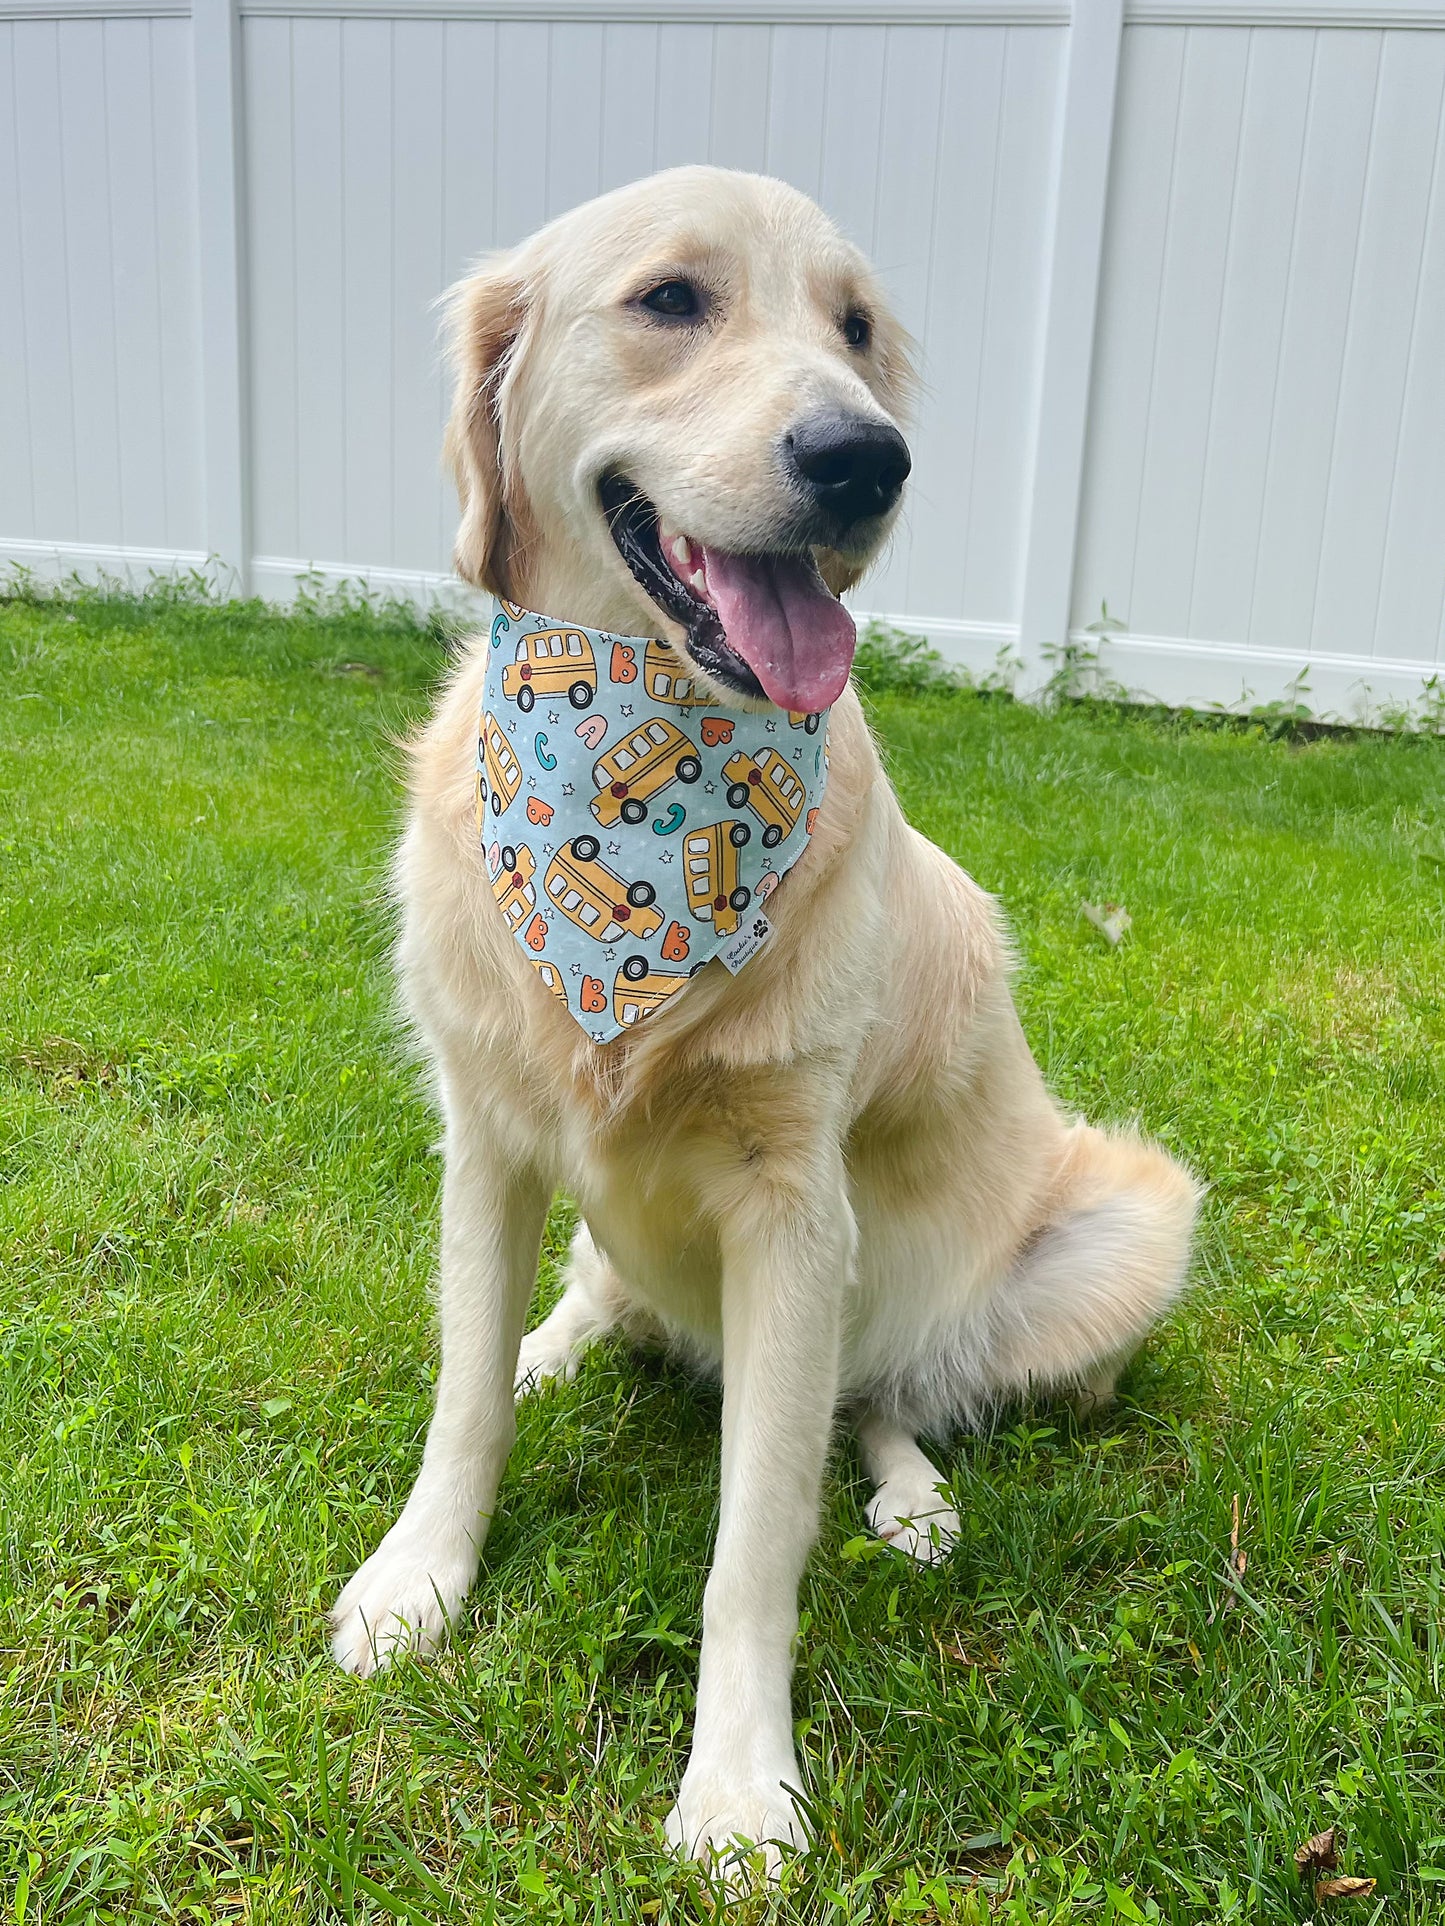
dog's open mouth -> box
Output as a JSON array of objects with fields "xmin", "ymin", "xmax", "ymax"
[{"xmin": 599, "ymin": 476, "xmax": 856, "ymax": 713}]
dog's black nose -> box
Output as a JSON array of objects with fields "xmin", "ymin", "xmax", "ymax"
[{"xmin": 785, "ymin": 413, "xmax": 911, "ymax": 528}]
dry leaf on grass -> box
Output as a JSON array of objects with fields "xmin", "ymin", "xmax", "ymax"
[
  {"xmin": 1314, "ymin": 1876, "xmax": 1376, "ymax": 1901},
  {"xmin": 1081, "ymin": 900, "xmax": 1132, "ymax": 945},
  {"xmin": 1294, "ymin": 1827, "xmax": 1340, "ymax": 1875}
]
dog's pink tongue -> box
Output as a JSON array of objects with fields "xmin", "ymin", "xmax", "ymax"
[{"xmin": 700, "ymin": 548, "xmax": 855, "ymax": 712}]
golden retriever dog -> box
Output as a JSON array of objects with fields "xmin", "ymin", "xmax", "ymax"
[{"xmin": 330, "ymin": 165, "xmax": 1199, "ymax": 1874}]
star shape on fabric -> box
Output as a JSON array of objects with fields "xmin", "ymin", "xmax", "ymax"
[
  {"xmin": 541, "ymin": 841, "xmax": 554, "ymax": 855},
  {"xmin": 507, "ymin": 718, "xmax": 517, "ymax": 733},
  {"xmin": 561, "ymin": 783, "xmax": 575, "ymax": 796},
  {"xmin": 592, "ymin": 1028, "xmax": 608, "ymax": 1043},
  {"xmin": 603, "ymin": 948, "xmax": 616, "ymax": 962},
  {"xmin": 621, "ymin": 703, "xmax": 634, "ymax": 717},
  {"xmin": 547, "ymin": 710, "xmax": 560, "ymax": 724},
  {"xmin": 765, "ymin": 719, "xmax": 778, "ymax": 733},
  {"xmin": 659, "ymin": 851, "xmax": 674, "ymax": 864},
  {"xmin": 678, "ymin": 706, "xmax": 693, "ymax": 720},
  {"xmin": 569, "ymin": 962, "xmax": 582, "ymax": 976},
  {"xmin": 526, "ymin": 775, "xmax": 537, "ymax": 789},
  {"xmin": 703, "ymin": 781, "xmax": 716, "ymax": 795},
  {"xmin": 792, "ymin": 748, "xmax": 804, "ymax": 763},
  {"xmin": 607, "ymin": 840, "xmax": 622, "ymax": 854}
]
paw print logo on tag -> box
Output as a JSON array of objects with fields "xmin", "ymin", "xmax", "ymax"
[
  {"xmin": 661, "ymin": 920, "xmax": 692, "ymax": 962},
  {"xmin": 526, "ymin": 797, "xmax": 555, "ymax": 826},
  {"xmin": 700, "ymin": 716, "xmax": 735, "ymax": 748},
  {"xmin": 580, "ymin": 974, "xmax": 607, "ymax": 1012},
  {"xmin": 576, "ymin": 714, "xmax": 608, "ymax": 751},
  {"xmin": 523, "ymin": 913, "xmax": 548, "ymax": 952},
  {"xmin": 610, "ymin": 641, "xmax": 638, "ymax": 684}
]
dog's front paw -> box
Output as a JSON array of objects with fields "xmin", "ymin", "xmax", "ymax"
[
  {"xmin": 866, "ymin": 1476, "xmax": 961, "ymax": 1565},
  {"xmin": 329, "ymin": 1523, "xmax": 479, "ymax": 1677},
  {"xmin": 664, "ymin": 1764, "xmax": 807, "ymax": 1884}
]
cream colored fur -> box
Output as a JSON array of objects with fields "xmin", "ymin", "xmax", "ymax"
[{"xmin": 330, "ymin": 166, "xmax": 1200, "ymax": 1879}]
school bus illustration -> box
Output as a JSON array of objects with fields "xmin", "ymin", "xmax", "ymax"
[
  {"xmin": 613, "ymin": 954, "xmax": 699, "ymax": 1028},
  {"xmin": 543, "ymin": 835, "xmax": 664, "ymax": 943},
  {"xmin": 590, "ymin": 717, "xmax": 703, "ymax": 826},
  {"xmin": 682, "ymin": 818, "xmax": 753, "ymax": 935},
  {"xmin": 721, "ymin": 748, "xmax": 805, "ymax": 847},
  {"xmin": 500, "ymin": 628, "xmax": 598, "ymax": 712},
  {"xmin": 480, "ymin": 711, "xmax": 522, "ymax": 816},
  {"xmin": 490, "ymin": 842, "xmax": 536, "ymax": 934},
  {"xmin": 788, "ymin": 709, "xmax": 823, "ymax": 734},
  {"xmin": 643, "ymin": 640, "xmax": 699, "ymax": 706},
  {"xmin": 530, "ymin": 957, "xmax": 567, "ymax": 1003}
]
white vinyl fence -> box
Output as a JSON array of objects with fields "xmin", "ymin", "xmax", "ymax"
[{"xmin": 3, "ymin": 0, "xmax": 1444, "ymax": 719}]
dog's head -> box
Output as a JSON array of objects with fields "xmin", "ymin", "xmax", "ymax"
[{"xmin": 444, "ymin": 166, "xmax": 914, "ymax": 712}]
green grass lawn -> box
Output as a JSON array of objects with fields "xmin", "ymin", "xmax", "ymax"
[{"xmin": 3, "ymin": 587, "xmax": 1443, "ymax": 1926}]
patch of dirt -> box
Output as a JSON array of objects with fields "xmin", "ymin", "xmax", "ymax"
[{"xmin": 11, "ymin": 1037, "xmax": 124, "ymax": 1100}]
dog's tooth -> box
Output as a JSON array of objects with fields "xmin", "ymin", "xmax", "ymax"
[
  {"xmin": 673, "ymin": 536, "xmax": 693, "ymax": 569},
  {"xmin": 690, "ymin": 567, "xmax": 707, "ymax": 594}
]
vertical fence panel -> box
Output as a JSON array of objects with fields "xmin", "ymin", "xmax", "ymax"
[{"xmin": 1186, "ymin": 28, "xmax": 1314, "ymax": 650}]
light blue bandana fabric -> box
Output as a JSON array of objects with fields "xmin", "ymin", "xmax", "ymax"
[{"xmin": 476, "ymin": 603, "xmax": 831, "ymax": 1042}]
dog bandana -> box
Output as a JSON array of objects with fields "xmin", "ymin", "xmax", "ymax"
[{"xmin": 477, "ymin": 603, "xmax": 830, "ymax": 1043}]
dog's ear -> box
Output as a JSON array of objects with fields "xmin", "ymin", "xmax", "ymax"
[{"xmin": 443, "ymin": 255, "xmax": 531, "ymax": 597}]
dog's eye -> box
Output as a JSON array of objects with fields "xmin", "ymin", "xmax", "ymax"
[
  {"xmin": 844, "ymin": 311, "xmax": 872, "ymax": 350},
  {"xmin": 640, "ymin": 279, "xmax": 702, "ymax": 320}
]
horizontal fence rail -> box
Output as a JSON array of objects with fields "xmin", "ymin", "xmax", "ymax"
[{"xmin": 3, "ymin": 0, "xmax": 1444, "ymax": 720}]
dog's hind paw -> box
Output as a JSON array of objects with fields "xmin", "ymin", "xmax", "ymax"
[
  {"xmin": 865, "ymin": 1477, "xmax": 961, "ymax": 1565},
  {"xmin": 513, "ymin": 1325, "xmax": 583, "ymax": 1399},
  {"xmin": 329, "ymin": 1526, "xmax": 478, "ymax": 1677}
]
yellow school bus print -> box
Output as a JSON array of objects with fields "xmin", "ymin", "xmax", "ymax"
[
  {"xmin": 480, "ymin": 711, "xmax": 522, "ymax": 817},
  {"xmin": 590, "ymin": 717, "xmax": 702, "ymax": 826},
  {"xmin": 530, "ymin": 957, "xmax": 567, "ymax": 1003},
  {"xmin": 613, "ymin": 954, "xmax": 696, "ymax": 1028},
  {"xmin": 721, "ymin": 748, "xmax": 805, "ymax": 847},
  {"xmin": 543, "ymin": 835, "xmax": 664, "ymax": 943},
  {"xmin": 788, "ymin": 709, "xmax": 823, "ymax": 733},
  {"xmin": 643, "ymin": 640, "xmax": 699, "ymax": 706},
  {"xmin": 500, "ymin": 628, "xmax": 598, "ymax": 712},
  {"xmin": 490, "ymin": 842, "xmax": 536, "ymax": 934},
  {"xmin": 682, "ymin": 818, "xmax": 753, "ymax": 936}
]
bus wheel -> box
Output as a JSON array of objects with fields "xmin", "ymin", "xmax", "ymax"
[
  {"xmin": 569, "ymin": 682, "xmax": 594, "ymax": 709},
  {"xmin": 676, "ymin": 756, "xmax": 702, "ymax": 783},
  {"xmin": 491, "ymin": 791, "xmax": 504, "ymax": 815},
  {"xmin": 726, "ymin": 783, "xmax": 750, "ymax": 809},
  {"xmin": 571, "ymin": 835, "xmax": 600, "ymax": 863},
  {"xmin": 728, "ymin": 821, "xmax": 750, "ymax": 846},
  {"xmin": 729, "ymin": 887, "xmax": 751, "ymax": 912},
  {"xmin": 622, "ymin": 954, "xmax": 650, "ymax": 982},
  {"xmin": 516, "ymin": 686, "xmax": 534, "ymax": 713},
  {"xmin": 805, "ymin": 711, "xmax": 820, "ymax": 733},
  {"xmin": 762, "ymin": 824, "xmax": 783, "ymax": 848},
  {"xmin": 621, "ymin": 799, "xmax": 646, "ymax": 824},
  {"xmin": 626, "ymin": 880, "xmax": 656, "ymax": 908},
  {"xmin": 500, "ymin": 846, "xmax": 516, "ymax": 874}
]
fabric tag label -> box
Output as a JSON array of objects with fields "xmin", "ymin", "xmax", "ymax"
[{"xmin": 718, "ymin": 910, "xmax": 774, "ymax": 974}]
